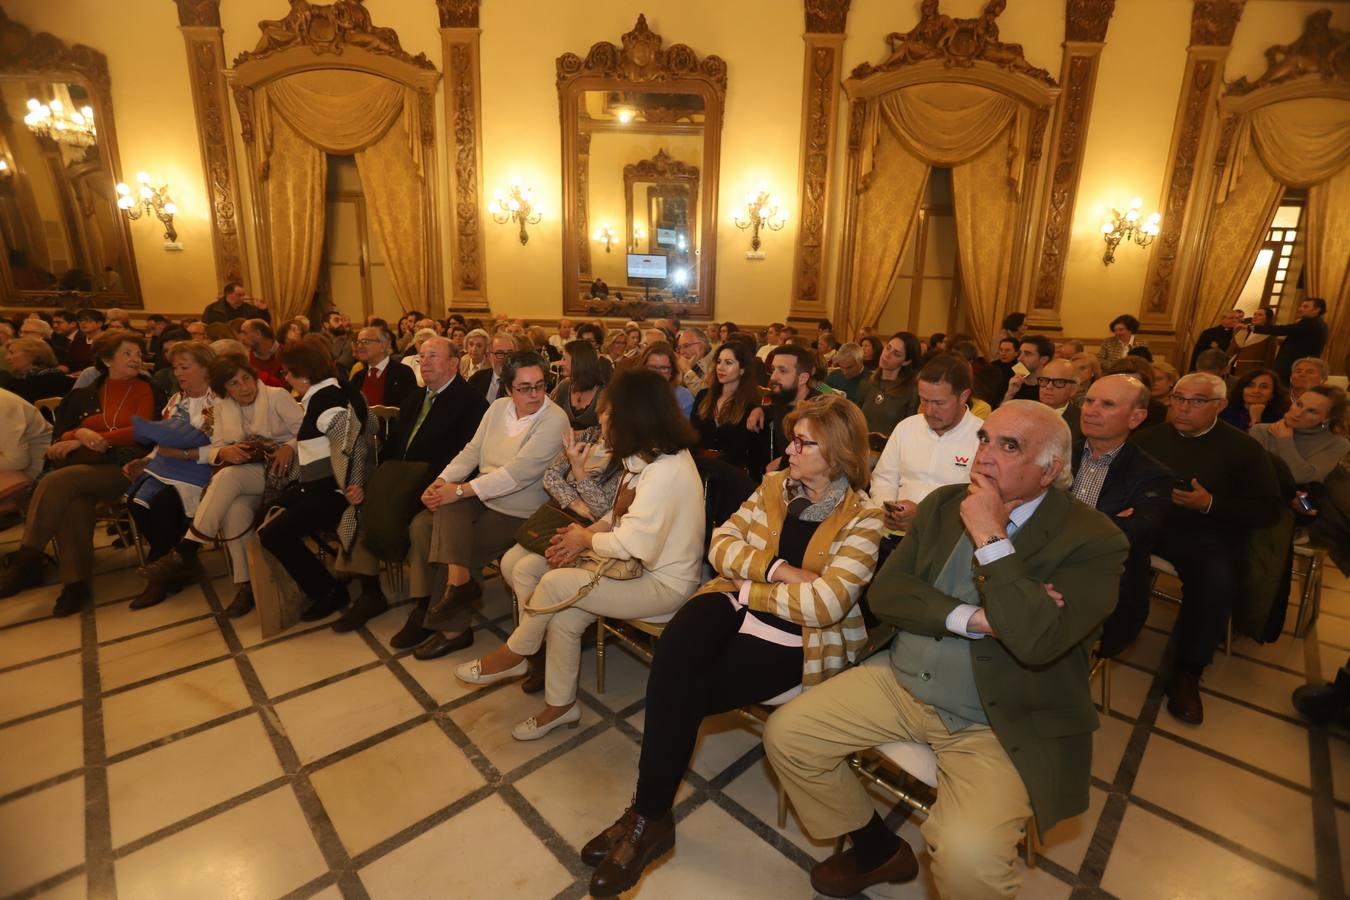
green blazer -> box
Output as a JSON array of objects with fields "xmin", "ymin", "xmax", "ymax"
[{"xmin": 871, "ymin": 484, "xmax": 1128, "ymax": 833}]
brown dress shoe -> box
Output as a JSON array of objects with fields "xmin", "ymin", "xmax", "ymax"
[
  {"xmin": 521, "ymin": 649, "xmax": 546, "ymax": 695},
  {"xmin": 390, "ymin": 598, "xmax": 431, "ymax": 649},
  {"xmin": 588, "ymin": 811, "xmax": 674, "ymax": 897},
  {"xmin": 332, "ymin": 589, "xmax": 388, "ymax": 633},
  {"xmin": 810, "ymin": 842, "xmax": 919, "ymax": 898},
  {"xmin": 581, "ymin": 808, "xmax": 638, "ymax": 867},
  {"xmin": 411, "ymin": 629, "xmax": 473, "ymax": 661},
  {"xmin": 423, "ymin": 579, "xmax": 483, "ymax": 632},
  {"xmin": 1167, "ymin": 669, "xmax": 1205, "ymax": 724}
]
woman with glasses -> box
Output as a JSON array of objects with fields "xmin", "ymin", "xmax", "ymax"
[
  {"xmin": 641, "ymin": 340, "xmax": 694, "ymax": 417},
  {"xmin": 454, "ymin": 368, "xmax": 705, "ymax": 742},
  {"xmin": 409, "ymin": 351, "xmax": 570, "ymax": 660},
  {"xmin": 581, "ymin": 394, "xmax": 884, "ymax": 896}
]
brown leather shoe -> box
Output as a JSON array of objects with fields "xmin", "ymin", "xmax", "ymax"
[
  {"xmin": 411, "ymin": 629, "xmax": 473, "ymax": 661},
  {"xmin": 390, "ymin": 598, "xmax": 431, "ymax": 649},
  {"xmin": 581, "ymin": 808, "xmax": 638, "ymax": 867},
  {"xmin": 332, "ymin": 589, "xmax": 388, "ymax": 633},
  {"xmin": 810, "ymin": 842, "xmax": 918, "ymax": 898},
  {"xmin": 588, "ymin": 811, "xmax": 674, "ymax": 897},
  {"xmin": 521, "ymin": 649, "xmax": 545, "ymax": 695},
  {"xmin": 1167, "ymin": 669, "xmax": 1205, "ymax": 724},
  {"xmin": 423, "ymin": 579, "xmax": 482, "ymax": 631}
]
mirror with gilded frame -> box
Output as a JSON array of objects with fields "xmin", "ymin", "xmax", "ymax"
[
  {"xmin": 0, "ymin": 10, "xmax": 139, "ymax": 307},
  {"xmin": 558, "ymin": 16, "xmax": 725, "ymax": 318}
]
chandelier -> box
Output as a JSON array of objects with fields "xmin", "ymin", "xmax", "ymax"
[{"xmin": 24, "ymin": 98, "xmax": 96, "ymax": 149}]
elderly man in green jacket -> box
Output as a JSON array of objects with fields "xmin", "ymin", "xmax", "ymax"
[{"xmin": 765, "ymin": 400, "xmax": 1128, "ymax": 899}]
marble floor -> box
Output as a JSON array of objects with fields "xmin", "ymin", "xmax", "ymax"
[{"xmin": 0, "ymin": 522, "xmax": 1346, "ymax": 900}]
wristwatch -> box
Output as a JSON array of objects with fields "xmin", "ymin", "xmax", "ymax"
[
  {"xmin": 454, "ymin": 483, "xmax": 465, "ymax": 498},
  {"xmin": 979, "ymin": 535, "xmax": 1005, "ymax": 547}
]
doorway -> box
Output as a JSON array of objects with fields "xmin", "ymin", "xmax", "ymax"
[
  {"xmin": 875, "ymin": 167, "xmax": 965, "ymax": 340},
  {"xmin": 322, "ymin": 155, "xmax": 401, "ymax": 325}
]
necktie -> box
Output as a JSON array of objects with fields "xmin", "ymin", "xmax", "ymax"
[
  {"xmin": 405, "ymin": 390, "xmax": 436, "ymax": 453},
  {"xmin": 491, "ymin": 374, "xmax": 503, "ymax": 401}
]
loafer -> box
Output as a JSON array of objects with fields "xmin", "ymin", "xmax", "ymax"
[
  {"xmin": 455, "ymin": 657, "xmax": 529, "ymax": 686},
  {"xmin": 511, "ymin": 703, "xmax": 581, "ymax": 741},
  {"xmin": 588, "ymin": 810, "xmax": 675, "ymax": 897},
  {"xmin": 809, "ymin": 841, "xmax": 918, "ymax": 898},
  {"xmin": 1166, "ymin": 669, "xmax": 1205, "ymax": 725},
  {"xmin": 582, "ymin": 808, "xmax": 639, "ymax": 867},
  {"xmin": 390, "ymin": 598, "xmax": 432, "ymax": 649},
  {"xmin": 128, "ymin": 580, "xmax": 170, "ymax": 610},
  {"xmin": 423, "ymin": 579, "xmax": 483, "ymax": 631},
  {"xmin": 411, "ymin": 629, "xmax": 473, "ymax": 661},
  {"xmin": 224, "ymin": 585, "xmax": 255, "ymax": 618}
]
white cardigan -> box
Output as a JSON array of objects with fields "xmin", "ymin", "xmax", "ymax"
[
  {"xmin": 200, "ymin": 384, "xmax": 304, "ymax": 464},
  {"xmin": 438, "ymin": 397, "xmax": 570, "ymax": 518},
  {"xmin": 591, "ymin": 450, "xmax": 706, "ymax": 597},
  {"xmin": 0, "ymin": 390, "xmax": 52, "ymax": 480}
]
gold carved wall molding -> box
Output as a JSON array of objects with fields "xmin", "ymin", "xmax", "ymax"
[
  {"xmin": 174, "ymin": 0, "xmax": 249, "ymax": 287},
  {"xmin": 438, "ymin": 0, "xmax": 489, "ymax": 314},
  {"xmin": 1139, "ymin": 0, "xmax": 1245, "ymax": 333},
  {"xmin": 1026, "ymin": 0, "xmax": 1116, "ymax": 327},
  {"xmin": 789, "ymin": 1, "xmax": 850, "ymax": 328}
]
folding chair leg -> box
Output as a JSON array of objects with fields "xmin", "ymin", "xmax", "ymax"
[
  {"xmin": 776, "ymin": 781, "xmax": 788, "ymax": 829},
  {"xmin": 595, "ymin": 617, "xmax": 607, "ymax": 693},
  {"xmin": 1024, "ymin": 816, "xmax": 1039, "ymax": 867}
]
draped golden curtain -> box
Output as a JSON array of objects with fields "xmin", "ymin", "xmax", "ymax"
[
  {"xmin": 260, "ymin": 115, "xmax": 326, "ymax": 325},
  {"xmin": 847, "ymin": 82, "xmax": 1027, "ymax": 347},
  {"xmin": 257, "ymin": 69, "xmax": 431, "ymax": 320},
  {"xmin": 1306, "ymin": 164, "xmax": 1350, "ymax": 372}
]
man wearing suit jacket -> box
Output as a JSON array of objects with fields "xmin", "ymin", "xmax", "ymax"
[
  {"xmin": 1252, "ymin": 297, "xmax": 1330, "ymax": 382},
  {"xmin": 468, "ymin": 332, "xmax": 516, "ymax": 403},
  {"xmin": 334, "ymin": 338, "xmax": 488, "ymax": 633},
  {"xmin": 351, "ymin": 326, "xmax": 417, "ymax": 409},
  {"xmin": 765, "ymin": 400, "xmax": 1127, "ymax": 899},
  {"xmin": 1071, "ymin": 375, "xmax": 1173, "ymax": 658}
]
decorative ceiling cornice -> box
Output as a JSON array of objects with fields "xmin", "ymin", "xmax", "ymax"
[
  {"xmin": 1226, "ymin": 9, "xmax": 1349, "ymax": 95},
  {"xmin": 0, "ymin": 8, "xmax": 111, "ymax": 100},
  {"xmin": 805, "ymin": 0, "xmax": 852, "ymax": 34},
  {"xmin": 233, "ymin": 0, "xmax": 435, "ymax": 70},
  {"xmin": 173, "ymin": 0, "xmax": 221, "ymax": 28},
  {"xmin": 1065, "ymin": 0, "xmax": 1115, "ymax": 43},
  {"xmin": 1190, "ymin": 0, "xmax": 1245, "ymax": 48},
  {"xmin": 436, "ymin": 0, "xmax": 480, "ymax": 29},
  {"xmin": 556, "ymin": 14, "xmax": 727, "ymax": 93}
]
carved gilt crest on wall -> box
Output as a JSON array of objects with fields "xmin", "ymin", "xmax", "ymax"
[
  {"xmin": 623, "ymin": 148, "xmax": 700, "ymax": 182},
  {"xmin": 556, "ymin": 14, "xmax": 728, "ymax": 94},
  {"xmin": 1227, "ymin": 10, "xmax": 1349, "ymax": 95},
  {"xmin": 851, "ymin": 0, "xmax": 1055, "ymax": 86},
  {"xmin": 235, "ymin": 0, "xmax": 434, "ymax": 70}
]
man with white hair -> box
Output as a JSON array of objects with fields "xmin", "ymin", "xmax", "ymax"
[
  {"xmin": 765, "ymin": 400, "xmax": 1128, "ymax": 899},
  {"xmin": 351, "ymin": 325, "xmax": 416, "ymax": 408},
  {"xmin": 402, "ymin": 327, "xmax": 440, "ymax": 387},
  {"xmin": 675, "ymin": 327, "xmax": 714, "ymax": 394},
  {"xmin": 824, "ymin": 342, "xmax": 867, "ymax": 404},
  {"xmin": 1134, "ymin": 372, "xmax": 1280, "ymax": 724}
]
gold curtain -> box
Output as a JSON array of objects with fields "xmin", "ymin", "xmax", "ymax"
[
  {"xmin": 1194, "ymin": 147, "xmax": 1285, "ymax": 333},
  {"xmin": 354, "ymin": 118, "xmax": 429, "ymax": 313},
  {"xmin": 262, "ymin": 114, "xmax": 327, "ymax": 325},
  {"xmin": 266, "ymin": 69, "xmax": 405, "ymax": 152},
  {"xmin": 1306, "ymin": 163, "xmax": 1350, "ymax": 372},
  {"xmin": 845, "ymin": 124, "xmax": 929, "ymax": 340},
  {"xmin": 951, "ymin": 132, "xmax": 1019, "ymax": 353}
]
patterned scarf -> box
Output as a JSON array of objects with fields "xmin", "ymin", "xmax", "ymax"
[{"xmin": 784, "ymin": 475, "xmax": 849, "ymax": 522}]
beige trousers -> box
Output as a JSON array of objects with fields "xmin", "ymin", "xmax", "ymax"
[
  {"xmin": 506, "ymin": 567, "xmax": 689, "ymax": 707},
  {"xmin": 764, "ymin": 656, "xmax": 1032, "ymax": 900},
  {"xmin": 499, "ymin": 542, "xmax": 552, "ymax": 617},
  {"xmin": 187, "ymin": 464, "xmax": 265, "ymax": 584}
]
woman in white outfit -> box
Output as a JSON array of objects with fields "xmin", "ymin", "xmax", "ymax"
[{"xmin": 455, "ymin": 368, "xmax": 706, "ymax": 740}]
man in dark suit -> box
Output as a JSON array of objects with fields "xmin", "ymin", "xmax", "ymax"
[
  {"xmin": 765, "ymin": 400, "xmax": 1128, "ymax": 899},
  {"xmin": 335, "ymin": 338, "xmax": 489, "ymax": 632},
  {"xmin": 1252, "ymin": 297, "xmax": 1330, "ymax": 382},
  {"xmin": 1071, "ymin": 374, "xmax": 1173, "ymax": 658},
  {"xmin": 350, "ymin": 326, "xmax": 417, "ymax": 409},
  {"xmin": 467, "ymin": 332, "xmax": 516, "ymax": 403},
  {"xmin": 202, "ymin": 281, "xmax": 270, "ymax": 325},
  {"xmin": 1189, "ymin": 308, "xmax": 1242, "ymax": 371}
]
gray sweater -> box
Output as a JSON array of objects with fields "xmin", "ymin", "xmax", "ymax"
[{"xmin": 1250, "ymin": 423, "xmax": 1350, "ymax": 484}]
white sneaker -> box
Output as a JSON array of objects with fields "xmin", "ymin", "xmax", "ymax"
[
  {"xmin": 511, "ymin": 704, "xmax": 582, "ymax": 741},
  {"xmin": 454, "ymin": 657, "xmax": 529, "ymax": 686}
]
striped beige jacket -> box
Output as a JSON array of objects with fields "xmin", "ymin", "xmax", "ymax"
[{"xmin": 701, "ymin": 471, "xmax": 884, "ymax": 686}]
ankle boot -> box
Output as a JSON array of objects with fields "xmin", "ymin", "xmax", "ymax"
[
  {"xmin": 390, "ymin": 598, "xmax": 432, "ymax": 649},
  {"xmin": 52, "ymin": 581, "xmax": 90, "ymax": 617},
  {"xmin": 0, "ymin": 546, "xmax": 43, "ymax": 599}
]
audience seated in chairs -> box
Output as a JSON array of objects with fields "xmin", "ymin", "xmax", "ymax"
[
  {"xmin": 1071, "ymin": 374, "xmax": 1173, "ymax": 658},
  {"xmin": 579, "ymin": 393, "xmax": 882, "ymax": 896},
  {"xmin": 1037, "ymin": 358, "xmax": 1082, "ymax": 440},
  {"xmin": 1220, "ymin": 368, "xmax": 1289, "ymax": 432},
  {"xmin": 468, "ymin": 333, "xmax": 518, "ymax": 404},
  {"xmin": 1003, "ymin": 334, "xmax": 1055, "ymax": 404},
  {"xmin": 3, "ymin": 337, "xmax": 74, "ymax": 403},
  {"xmin": 406, "ymin": 351, "xmax": 569, "ymax": 660},
  {"xmin": 453, "ymin": 368, "xmax": 705, "ymax": 745},
  {"xmin": 0, "ymin": 388, "xmax": 52, "ymax": 522},
  {"xmin": 257, "ymin": 336, "xmax": 374, "ymax": 623},
  {"xmin": 123, "ymin": 341, "xmax": 219, "ymax": 609},
  {"xmin": 239, "ymin": 318, "xmax": 287, "ymax": 388},
  {"xmin": 764, "ymin": 400, "xmax": 1128, "ymax": 899},
  {"xmin": 690, "ymin": 340, "xmax": 769, "ymax": 529},
  {"xmin": 675, "ymin": 327, "xmax": 715, "ymax": 395},
  {"xmin": 858, "ymin": 332, "xmax": 921, "ymax": 436},
  {"xmin": 0, "ymin": 332, "xmax": 163, "ymax": 615},
  {"xmin": 640, "ymin": 340, "xmax": 694, "ymax": 419},
  {"xmin": 1133, "ymin": 372, "xmax": 1281, "ymax": 724},
  {"xmin": 551, "ymin": 339, "xmax": 606, "ymax": 430},
  {"xmin": 339, "ymin": 338, "xmax": 488, "ymax": 636},
  {"xmin": 1289, "ymin": 356, "xmax": 1330, "ymax": 402},
  {"xmin": 143, "ymin": 355, "xmax": 303, "ymax": 618},
  {"xmin": 460, "ymin": 328, "xmax": 491, "ymax": 379},
  {"xmin": 756, "ymin": 344, "xmax": 824, "ymax": 473},
  {"xmin": 1096, "ymin": 314, "xmax": 1144, "ymax": 364},
  {"xmin": 351, "ymin": 326, "xmax": 416, "ymax": 409},
  {"xmin": 824, "ymin": 342, "xmax": 868, "ymax": 405}
]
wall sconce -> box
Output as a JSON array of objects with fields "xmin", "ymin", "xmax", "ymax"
[
  {"xmin": 593, "ymin": 222, "xmax": 616, "ymax": 253},
  {"xmin": 734, "ymin": 189, "xmax": 787, "ymax": 252},
  {"xmin": 491, "ymin": 178, "xmax": 542, "ymax": 246},
  {"xmin": 631, "ymin": 223, "xmax": 645, "ymax": 251},
  {"xmin": 1100, "ymin": 197, "xmax": 1160, "ymax": 265},
  {"xmin": 115, "ymin": 172, "xmax": 178, "ymax": 243}
]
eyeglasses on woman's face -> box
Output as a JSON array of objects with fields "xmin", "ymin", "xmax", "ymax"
[
  {"xmin": 787, "ymin": 433, "xmax": 820, "ymax": 454},
  {"xmin": 512, "ymin": 381, "xmax": 548, "ymax": 395}
]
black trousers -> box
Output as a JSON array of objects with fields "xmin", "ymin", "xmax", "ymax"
[
  {"xmin": 1151, "ymin": 526, "xmax": 1238, "ymax": 671},
  {"xmin": 634, "ymin": 593, "xmax": 803, "ymax": 819},
  {"xmin": 258, "ymin": 478, "xmax": 348, "ymax": 601},
  {"xmin": 128, "ymin": 486, "xmax": 188, "ymax": 563}
]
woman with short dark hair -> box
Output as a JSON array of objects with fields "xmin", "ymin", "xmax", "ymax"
[
  {"xmin": 1221, "ymin": 368, "xmax": 1289, "ymax": 432},
  {"xmin": 453, "ymin": 368, "xmax": 705, "ymax": 742},
  {"xmin": 1098, "ymin": 314, "xmax": 1145, "ymax": 364}
]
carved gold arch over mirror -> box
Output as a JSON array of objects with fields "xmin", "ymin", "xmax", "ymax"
[
  {"xmin": 1181, "ymin": 10, "xmax": 1350, "ymax": 373},
  {"xmin": 226, "ymin": 0, "xmax": 442, "ymax": 325},
  {"xmin": 833, "ymin": 0, "xmax": 1059, "ymax": 351},
  {"xmin": 559, "ymin": 15, "xmax": 726, "ymax": 318},
  {"xmin": 0, "ymin": 8, "xmax": 141, "ymax": 307}
]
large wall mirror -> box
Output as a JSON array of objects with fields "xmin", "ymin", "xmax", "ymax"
[
  {"xmin": 559, "ymin": 16, "xmax": 725, "ymax": 318},
  {"xmin": 0, "ymin": 10, "xmax": 139, "ymax": 307}
]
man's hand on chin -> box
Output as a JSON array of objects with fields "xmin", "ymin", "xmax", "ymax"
[{"xmin": 960, "ymin": 472, "xmax": 1019, "ymax": 546}]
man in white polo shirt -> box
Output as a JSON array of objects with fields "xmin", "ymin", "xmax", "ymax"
[{"xmin": 871, "ymin": 354, "xmax": 982, "ymax": 534}]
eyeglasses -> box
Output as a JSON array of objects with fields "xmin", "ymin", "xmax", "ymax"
[
  {"xmin": 788, "ymin": 435, "xmax": 820, "ymax": 454},
  {"xmin": 353, "ymin": 338, "xmax": 382, "ymax": 346},
  {"xmin": 1170, "ymin": 394, "xmax": 1221, "ymax": 408},
  {"xmin": 647, "ymin": 364, "xmax": 673, "ymax": 374},
  {"xmin": 490, "ymin": 350, "xmax": 511, "ymax": 359},
  {"xmin": 1042, "ymin": 377, "xmax": 1078, "ymax": 389},
  {"xmin": 513, "ymin": 382, "xmax": 548, "ymax": 395}
]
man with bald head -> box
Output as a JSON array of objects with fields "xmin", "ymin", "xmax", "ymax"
[
  {"xmin": 335, "ymin": 337, "xmax": 489, "ymax": 633},
  {"xmin": 1072, "ymin": 375, "xmax": 1174, "ymax": 658},
  {"xmin": 1038, "ymin": 357, "xmax": 1082, "ymax": 441},
  {"xmin": 765, "ymin": 400, "xmax": 1128, "ymax": 899}
]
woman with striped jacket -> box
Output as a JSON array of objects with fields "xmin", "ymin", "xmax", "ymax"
[{"xmin": 583, "ymin": 393, "xmax": 885, "ymax": 897}]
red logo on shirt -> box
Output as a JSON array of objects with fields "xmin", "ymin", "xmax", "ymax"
[{"xmin": 954, "ymin": 456, "xmax": 970, "ymax": 467}]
